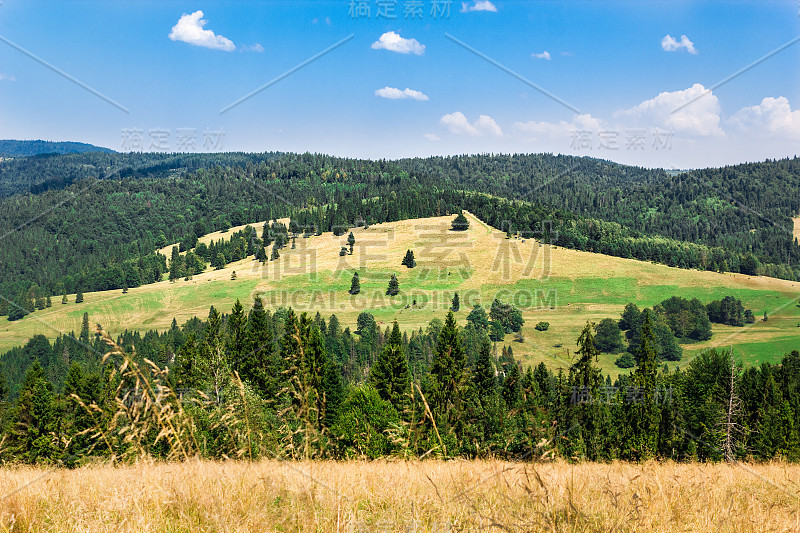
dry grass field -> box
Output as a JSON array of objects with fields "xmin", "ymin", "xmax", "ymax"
[
  {"xmin": 1, "ymin": 459, "xmax": 798, "ymax": 532},
  {"xmin": 2, "ymin": 212, "xmax": 799, "ymax": 375}
]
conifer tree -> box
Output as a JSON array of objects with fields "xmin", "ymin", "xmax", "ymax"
[
  {"xmin": 451, "ymin": 212, "xmax": 469, "ymax": 231},
  {"xmin": 241, "ymin": 296, "xmax": 277, "ymax": 397},
  {"xmin": 9, "ymin": 361, "xmax": 56, "ymax": 462},
  {"xmin": 428, "ymin": 311, "xmax": 467, "ymax": 415},
  {"xmin": 75, "ymin": 290, "xmax": 84, "ymax": 303},
  {"xmin": 386, "ymin": 274, "xmax": 399, "ymax": 296},
  {"xmin": 625, "ymin": 311, "xmax": 662, "ymax": 460},
  {"xmin": 271, "ymin": 246, "xmax": 280, "ymax": 261},
  {"xmin": 62, "ymin": 292, "xmax": 68, "ymax": 304},
  {"xmin": 401, "ymin": 249, "xmax": 416, "ymax": 268},
  {"xmin": 451, "ymin": 292, "xmax": 460, "ymax": 312},
  {"xmin": 349, "ymin": 272, "xmax": 361, "ymax": 295},
  {"xmin": 473, "ymin": 337, "xmax": 496, "ymax": 399},
  {"xmin": 226, "ymin": 299, "xmax": 247, "ymax": 364},
  {"xmin": 369, "ymin": 322, "xmax": 411, "ymax": 411}
]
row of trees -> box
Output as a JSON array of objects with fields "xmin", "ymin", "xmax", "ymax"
[{"xmin": 1, "ymin": 301, "xmax": 798, "ymax": 464}]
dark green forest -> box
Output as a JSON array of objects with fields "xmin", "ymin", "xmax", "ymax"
[
  {"xmin": 1, "ymin": 152, "xmax": 799, "ymax": 323},
  {"xmin": 0, "ymin": 139, "xmax": 114, "ymax": 158},
  {"xmin": 0, "ymin": 300, "xmax": 797, "ymax": 464}
]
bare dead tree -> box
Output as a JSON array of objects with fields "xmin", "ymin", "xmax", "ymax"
[{"xmin": 721, "ymin": 349, "xmax": 745, "ymax": 462}]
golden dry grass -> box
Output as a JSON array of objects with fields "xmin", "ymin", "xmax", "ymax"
[{"xmin": 0, "ymin": 459, "xmax": 798, "ymax": 532}]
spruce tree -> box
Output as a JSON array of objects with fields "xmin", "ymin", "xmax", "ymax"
[
  {"xmin": 271, "ymin": 246, "xmax": 280, "ymax": 261},
  {"xmin": 9, "ymin": 361, "xmax": 56, "ymax": 462},
  {"xmin": 473, "ymin": 337, "xmax": 496, "ymax": 399},
  {"xmin": 369, "ymin": 322, "xmax": 411, "ymax": 411},
  {"xmin": 61, "ymin": 292, "xmax": 68, "ymax": 304},
  {"xmin": 451, "ymin": 212, "xmax": 469, "ymax": 231},
  {"xmin": 226, "ymin": 299, "xmax": 247, "ymax": 365},
  {"xmin": 241, "ymin": 296, "xmax": 277, "ymax": 397},
  {"xmin": 349, "ymin": 272, "xmax": 361, "ymax": 295},
  {"xmin": 501, "ymin": 361, "xmax": 522, "ymax": 408},
  {"xmin": 428, "ymin": 311, "xmax": 466, "ymax": 414},
  {"xmin": 339, "ymin": 247, "xmax": 348, "ymax": 257},
  {"xmin": 45, "ymin": 296, "xmax": 52, "ymax": 308},
  {"xmin": 401, "ymin": 249, "xmax": 416, "ymax": 268},
  {"xmin": 625, "ymin": 311, "xmax": 662, "ymax": 460},
  {"xmin": 386, "ymin": 274, "xmax": 399, "ymax": 296},
  {"xmin": 75, "ymin": 290, "xmax": 84, "ymax": 303},
  {"xmin": 451, "ymin": 292, "xmax": 460, "ymax": 312}
]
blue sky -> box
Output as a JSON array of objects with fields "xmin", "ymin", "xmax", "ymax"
[{"xmin": 0, "ymin": 0, "xmax": 798, "ymax": 168}]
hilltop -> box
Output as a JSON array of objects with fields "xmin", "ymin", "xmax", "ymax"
[{"xmin": 0, "ymin": 139, "xmax": 115, "ymax": 156}]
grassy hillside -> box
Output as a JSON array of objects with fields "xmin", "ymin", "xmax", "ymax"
[{"xmin": 2, "ymin": 212, "xmax": 798, "ymax": 374}]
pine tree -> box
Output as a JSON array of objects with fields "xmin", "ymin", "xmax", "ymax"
[
  {"xmin": 369, "ymin": 322, "xmax": 411, "ymax": 411},
  {"xmin": 45, "ymin": 296, "xmax": 52, "ymax": 308},
  {"xmin": 339, "ymin": 246, "xmax": 348, "ymax": 257},
  {"xmin": 271, "ymin": 246, "xmax": 280, "ymax": 261},
  {"xmin": 61, "ymin": 292, "xmax": 68, "ymax": 304},
  {"xmin": 75, "ymin": 290, "xmax": 84, "ymax": 303},
  {"xmin": 451, "ymin": 292, "xmax": 460, "ymax": 312},
  {"xmin": 349, "ymin": 272, "xmax": 361, "ymax": 295},
  {"xmin": 386, "ymin": 274, "xmax": 399, "ymax": 296},
  {"xmin": 401, "ymin": 249, "xmax": 416, "ymax": 268}
]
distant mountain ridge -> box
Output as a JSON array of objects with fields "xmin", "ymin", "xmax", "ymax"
[{"xmin": 0, "ymin": 139, "xmax": 115, "ymax": 156}]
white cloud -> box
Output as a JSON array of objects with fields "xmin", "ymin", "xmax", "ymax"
[
  {"xmin": 169, "ymin": 10, "xmax": 235, "ymax": 51},
  {"xmin": 424, "ymin": 133, "xmax": 441, "ymax": 142},
  {"xmin": 0, "ymin": 73, "xmax": 16, "ymax": 82},
  {"xmin": 661, "ymin": 34, "xmax": 697, "ymax": 54},
  {"xmin": 531, "ymin": 51, "xmax": 551, "ymax": 60},
  {"xmin": 461, "ymin": 1, "xmax": 498, "ymax": 12},
  {"xmin": 730, "ymin": 96, "xmax": 800, "ymax": 139},
  {"xmin": 617, "ymin": 83, "xmax": 721, "ymax": 136},
  {"xmin": 240, "ymin": 43, "xmax": 264, "ymax": 53},
  {"xmin": 515, "ymin": 113, "xmax": 603, "ymax": 137},
  {"xmin": 441, "ymin": 112, "xmax": 503, "ymax": 136},
  {"xmin": 371, "ymin": 31, "xmax": 425, "ymax": 55},
  {"xmin": 375, "ymin": 87, "xmax": 429, "ymax": 101}
]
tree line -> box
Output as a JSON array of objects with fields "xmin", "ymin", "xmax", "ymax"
[{"xmin": 0, "ymin": 300, "xmax": 797, "ymax": 464}]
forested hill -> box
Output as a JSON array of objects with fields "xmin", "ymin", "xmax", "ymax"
[
  {"xmin": 0, "ymin": 151, "xmax": 283, "ymax": 197},
  {"xmin": 0, "ymin": 152, "xmax": 798, "ymax": 320},
  {"xmin": 0, "ymin": 139, "xmax": 114, "ymax": 157}
]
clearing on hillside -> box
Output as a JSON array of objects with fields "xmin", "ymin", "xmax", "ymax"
[{"xmin": 2, "ymin": 212, "xmax": 799, "ymax": 375}]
